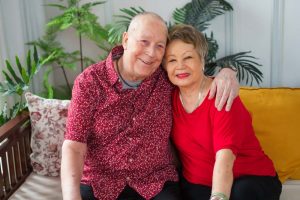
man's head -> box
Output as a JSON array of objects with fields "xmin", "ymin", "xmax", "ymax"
[{"xmin": 121, "ymin": 12, "xmax": 168, "ymax": 81}]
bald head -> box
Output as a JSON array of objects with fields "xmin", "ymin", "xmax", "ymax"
[{"xmin": 127, "ymin": 12, "xmax": 168, "ymax": 38}]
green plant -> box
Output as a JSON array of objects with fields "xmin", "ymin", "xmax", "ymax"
[
  {"xmin": 0, "ymin": 102, "xmax": 22, "ymax": 126},
  {"xmin": 108, "ymin": 0, "xmax": 263, "ymax": 85},
  {"xmin": 0, "ymin": 46, "xmax": 55, "ymax": 122},
  {"xmin": 29, "ymin": 0, "xmax": 112, "ymax": 98}
]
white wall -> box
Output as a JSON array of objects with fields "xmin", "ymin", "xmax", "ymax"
[{"xmin": 0, "ymin": 0, "xmax": 47, "ymax": 107}]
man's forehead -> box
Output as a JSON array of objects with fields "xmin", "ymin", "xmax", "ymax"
[{"xmin": 129, "ymin": 15, "xmax": 167, "ymax": 32}]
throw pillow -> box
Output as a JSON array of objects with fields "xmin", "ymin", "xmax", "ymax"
[
  {"xmin": 240, "ymin": 87, "xmax": 300, "ymax": 183},
  {"xmin": 25, "ymin": 92, "xmax": 70, "ymax": 176}
]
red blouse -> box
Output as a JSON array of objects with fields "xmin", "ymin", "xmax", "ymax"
[
  {"xmin": 65, "ymin": 46, "xmax": 178, "ymax": 200},
  {"xmin": 172, "ymin": 88, "xmax": 276, "ymax": 186}
]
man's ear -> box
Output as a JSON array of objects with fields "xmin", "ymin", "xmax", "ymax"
[{"xmin": 122, "ymin": 32, "xmax": 128, "ymax": 50}]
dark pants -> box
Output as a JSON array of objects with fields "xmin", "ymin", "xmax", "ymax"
[
  {"xmin": 181, "ymin": 175, "xmax": 282, "ymax": 200},
  {"xmin": 80, "ymin": 181, "xmax": 181, "ymax": 200}
]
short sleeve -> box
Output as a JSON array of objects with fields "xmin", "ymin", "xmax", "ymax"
[
  {"xmin": 65, "ymin": 70, "xmax": 100, "ymax": 143},
  {"xmin": 212, "ymin": 97, "xmax": 249, "ymax": 155}
]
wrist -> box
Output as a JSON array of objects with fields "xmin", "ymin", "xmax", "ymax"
[
  {"xmin": 220, "ymin": 65, "xmax": 238, "ymax": 72},
  {"xmin": 210, "ymin": 192, "xmax": 229, "ymax": 200}
]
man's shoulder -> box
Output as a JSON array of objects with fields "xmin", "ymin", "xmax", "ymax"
[
  {"xmin": 76, "ymin": 60, "xmax": 107, "ymax": 83},
  {"xmin": 155, "ymin": 67, "xmax": 173, "ymax": 90}
]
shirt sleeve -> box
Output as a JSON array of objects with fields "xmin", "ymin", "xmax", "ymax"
[
  {"xmin": 65, "ymin": 70, "xmax": 100, "ymax": 143},
  {"xmin": 212, "ymin": 97, "xmax": 249, "ymax": 156}
]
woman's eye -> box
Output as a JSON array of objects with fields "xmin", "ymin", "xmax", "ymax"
[
  {"xmin": 168, "ymin": 59, "xmax": 176, "ymax": 63},
  {"xmin": 184, "ymin": 56, "xmax": 192, "ymax": 60}
]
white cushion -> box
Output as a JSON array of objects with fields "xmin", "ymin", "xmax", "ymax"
[
  {"xmin": 9, "ymin": 173, "xmax": 62, "ymax": 200},
  {"xmin": 280, "ymin": 180, "xmax": 300, "ymax": 200}
]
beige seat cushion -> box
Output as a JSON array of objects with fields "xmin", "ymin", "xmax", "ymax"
[
  {"xmin": 9, "ymin": 173, "xmax": 62, "ymax": 200},
  {"xmin": 280, "ymin": 180, "xmax": 300, "ymax": 200}
]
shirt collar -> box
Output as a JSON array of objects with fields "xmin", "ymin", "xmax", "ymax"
[
  {"xmin": 105, "ymin": 45, "xmax": 164, "ymax": 87},
  {"xmin": 106, "ymin": 45, "xmax": 124, "ymax": 86}
]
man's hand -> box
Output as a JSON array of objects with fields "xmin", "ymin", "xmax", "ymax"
[{"xmin": 208, "ymin": 68, "xmax": 239, "ymax": 111}]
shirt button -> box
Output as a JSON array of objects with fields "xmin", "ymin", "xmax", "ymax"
[
  {"xmin": 129, "ymin": 158, "xmax": 133, "ymax": 163},
  {"xmin": 126, "ymin": 177, "xmax": 130, "ymax": 181},
  {"xmin": 128, "ymin": 137, "xmax": 132, "ymax": 141},
  {"xmin": 132, "ymin": 117, "xmax": 136, "ymax": 121}
]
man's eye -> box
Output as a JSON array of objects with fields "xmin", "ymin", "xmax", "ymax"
[
  {"xmin": 157, "ymin": 44, "xmax": 165, "ymax": 49},
  {"xmin": 140, "ymin": 40, "xmax": 149, "ymax": 45}
]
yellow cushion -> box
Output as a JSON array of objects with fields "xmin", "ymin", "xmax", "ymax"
[{"xmin": 240, "ymin": 87, "xmax": 300, "ymax": 183}]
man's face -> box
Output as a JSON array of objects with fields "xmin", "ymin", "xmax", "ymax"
[{"xmin": 122, "ymin": 17, "xmax": 167, "ymax": 80}]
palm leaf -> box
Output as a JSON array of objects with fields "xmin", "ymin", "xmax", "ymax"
[
  {"xmin": 177, "ymin": 0, "xmax": 233, "ymax": 31},
  {"xmin": 43, "ymin": 68, "xmax": 54, "ymax": 98},
  {"xmin": 2, "ymin": 71, "xmax": 14, "ymax": 85},
  {"xmin": 108, "ymin": 7, "xmax": 145, "ymax": 44},
  {"xmin": 172, "ymin": 8, "xmax": 187, "ymax": 24},
  {"xmin": 26, "ymin": 50, "xmax": 32, "ymax": 76},
  {"xmin": 44, "ymin": 4, "xmax": 67, "ymax": 10},
  {"xmin": 214, "ymin": 52, "xmax": 263, "ymax": 85},
  {"xmin": 205, "ymin": 32, "xmax": 219, "ymax": 62},
  {"xmin": 68, "ymin": 0, "xmax": 79, "ymax": 7},
  {"xmin": 5, "ymin": 60, "xmax": 24, "ymax": 84},
  {"xmin": 82, "ymin": 1, "xmax": 106, "ymax": 10}
]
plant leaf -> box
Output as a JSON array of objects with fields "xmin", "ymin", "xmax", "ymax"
[{"xmin": 5, "ymin": 60, "xmax": 24, "ymax": 84}]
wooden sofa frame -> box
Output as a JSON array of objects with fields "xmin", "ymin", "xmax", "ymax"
[{"xmin": 0, "ymin": 112, "xmax": 32, "ymax": 200}]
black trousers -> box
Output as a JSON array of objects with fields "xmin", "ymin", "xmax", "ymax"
[
  {"xmin": 181, "ymin": 175, "xmax": 282, "ymax": 200},
  {"xmin": 80, "ymin": 181, "xmax": 181, "ymax": 200}
]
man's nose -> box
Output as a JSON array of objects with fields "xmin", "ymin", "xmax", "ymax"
[{"xmin": 145, "ymin": 46, "xmax": 156, "ymax": 57}]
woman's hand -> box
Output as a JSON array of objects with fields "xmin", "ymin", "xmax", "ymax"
[{"xmin": 209, "ymin": 68, "xmax": 239, "ymax": 111}]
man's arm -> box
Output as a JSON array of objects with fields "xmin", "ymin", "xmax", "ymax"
[
  {"xmin": 61, "ymin": 140, "xmax": 87, "ymax": 200},
  {"xmin": 209, "ymin": 68, "xmax": 239, "ymax": 111}
]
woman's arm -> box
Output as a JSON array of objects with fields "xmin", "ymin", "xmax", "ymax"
[
  {"xmin": 61, "ymin": 140, "xmax": 87, "ymax": 200},
  {"xmin": 211, "ymin": 149, "xmax": 236, "ymax": 199}
]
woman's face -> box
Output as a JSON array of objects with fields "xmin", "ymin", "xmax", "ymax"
[{"xmin": 164, "ymin": 39, "xmax": 204, "ymax": 88}]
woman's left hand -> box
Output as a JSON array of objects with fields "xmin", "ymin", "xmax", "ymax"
[{"xmin": 209, "ymin": 68, "xmax": 239, "ymax": 111}]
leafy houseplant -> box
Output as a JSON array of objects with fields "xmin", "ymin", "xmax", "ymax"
[
  {"xmin": 108, "ymin": 0, "xmax": 263, "ymax": 85},
  {"xmin": 0, "ymin": 47, "xmax": 54, "ymax": 126},
  {"xmin": 29, "ymin": 0, "xmax": 113, "ymax": 99}
]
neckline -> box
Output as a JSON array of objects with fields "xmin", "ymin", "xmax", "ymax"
[
  {"xmin": 179, "ymin": 76, "xmax": 207, "ymax": 113},
  {"xmin": 177, "ymin": 88, "xmax": 210, "ymax": 115},
  {"xmin": 116, "ymin": 58, "xmax": 141, "ymax": 89}
]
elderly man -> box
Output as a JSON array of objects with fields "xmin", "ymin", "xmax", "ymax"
[{"xmin": 61, "ymin": 12, "xmax": 239, "ymax": 200}]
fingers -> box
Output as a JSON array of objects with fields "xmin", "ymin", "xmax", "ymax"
[
  {"xmin": 209, "ymin": 79, "xmax": 217, "ymax": 99},
  {"xmin": 216, "ymin": 81, "xmax": 230, "ymax": 111},
  {"xmin": 213, "ymin": 68, "xmax": 240, "ymax": 111},
  {"xmin": 225, "ymin": 90, "xmax": 235, "ymax": 112},
  {"xmin": 225, "ymin": 82, "xmax": 239, "ymax": 111}
]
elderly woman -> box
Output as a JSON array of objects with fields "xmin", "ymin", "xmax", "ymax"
[{"xmin": 164, "ymin": 24, "xmax": 282, "ymax": 200}]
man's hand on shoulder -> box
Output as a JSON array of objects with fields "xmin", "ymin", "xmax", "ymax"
[{"xmin": 209, "ymin": 68, "xmax": 239, "ymax": 112}]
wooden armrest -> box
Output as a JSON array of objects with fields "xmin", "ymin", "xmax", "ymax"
[{"xmin": 0, "ymin": 112, "xmax": 32, "ymax": 200}]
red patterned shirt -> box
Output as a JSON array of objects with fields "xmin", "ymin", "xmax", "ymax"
[{"xmin": 65, "ymin": 46, "xmax": 178, "ymax": 200}]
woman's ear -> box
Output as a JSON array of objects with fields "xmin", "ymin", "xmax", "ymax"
[{"xmin": 122, "ymin": 32, "xmax": 128, "ymax": 50}]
